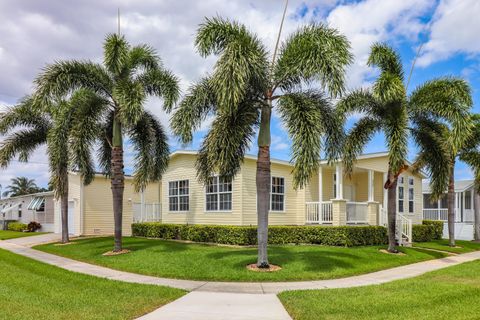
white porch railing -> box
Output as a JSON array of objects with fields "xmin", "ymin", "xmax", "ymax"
[
  {"xmin": 133, "ymin": 202, "xmax": 161, "ymax": 223},
  {"xmin": 397, "ymin": 213, "xmax": 413, "ymax": 245},
  {"xmin": 305, "ymin": 201, "xmax": 333, "ymax": 224},
  {"xmin": 464, "ymin": 210, "xmax": 474, "ymax": 223},
  {"xmin": 346, "ymin": 202, "xmax": 368, "ymax": 224},
  {"xmin": 423, "ymin": 208, "xmax": 448, "ymax": 221}
]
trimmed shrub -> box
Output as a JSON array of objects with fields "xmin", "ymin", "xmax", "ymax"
[
  {"xmin": 422, "ymin": 220, "xmax": 444, "ymax": 240},
  {"xmin": 132, "ymin": 223, "xmax": 388, "ymax": 247},
  {"xmin": 7, "ymin": 222, "xmax": 28, "ymax": 232},
  {"xmin": 27, "ymin": 221, "xmax": 42, "ymax": 232}
]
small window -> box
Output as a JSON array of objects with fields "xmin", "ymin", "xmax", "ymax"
[
  {"xmin": 465, "ymin": 190, "xmax": 472, "ymax": 210},
  {"xmin": 407, "ymin": 177, "xmax": 414, "ymax": 213},
  {"xmin": 169, "ymin": 180, "xmax": 189, "ymax": 212},
  {"xmin": 398, "ymin": 176, "xmax": 404, "ymax": 185},
  {"xmin": 271, "ymin": 177, "xmax": 285, "ymax": 211},
  {"xmin": 206, "ymin": 176, "xmax": 232, "ymax": 211},
  {"xmin": 398, "ymin": 186, "xmax": 404, "ymax": 213}
]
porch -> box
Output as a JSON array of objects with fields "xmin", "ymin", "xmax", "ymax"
[
  {"xmin": 305, "ymin": 164, "xmax": 387, "ymax": 226},
  {"xmin": 423, "ymin": 189, "xmax": 475, "ymax": 223}
]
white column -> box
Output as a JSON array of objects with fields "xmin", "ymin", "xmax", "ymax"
[
  {"xmin": 318, "ymin": 166, "xmax": 323, "ymax": 204},
  {"xmin": 336, "ymin": 164, "xmax": 343, "ymax": 199},
  {"xmin": 368, "ymin": 170, "xmax": 374, "ymax": 202}
]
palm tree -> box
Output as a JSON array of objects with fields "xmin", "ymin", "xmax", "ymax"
[
  {"xmin": 1, "ymin": 177, "xmax": 40, "ymax": 197},
  {"xmin": 34, "ymin": 34, "xmax": 179, "ymax": 252},
  {"xmin": 0, "ymin": 91, "xmax": 101, "ymax": 243},
  {"xmin": 339, "ymin": 44, "xmax": 472, "ymax": 252},
  {"xmin": 410, "ymin": 79, "xmax": 473, "ymax": 247},
  {"xmin": 338, "ymin": 44, "xmax": 408, "ymax": 253},
  {"xmin": 458, "ymin": 114, "xmax": 480, "ymax": 241},
  {"xmin": 172, "ymin": 17, "xmax": 352, "ymax": 267}
]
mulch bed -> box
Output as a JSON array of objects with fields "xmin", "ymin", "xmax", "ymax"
[
  {"xmin": 246, "ymin": 263, "xmax": 282, "ymax": 272},
  {"xmin": 102, "ymin": 249, "xmax": 131, "ymax": 256}
]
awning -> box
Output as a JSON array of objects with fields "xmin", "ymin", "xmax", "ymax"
[
  {"xmin": 1, "ymin": 203, "xmax": 20, "ymax": 214},
  {"xmin": 28, "ymin": 197, "xmax": 45, "ymax": 211}
]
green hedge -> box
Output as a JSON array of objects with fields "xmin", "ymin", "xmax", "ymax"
[
  {"xmin": 422, "ymin": 220, "xmax": 444, "ymax": 240},
  {"xmin": 132, "ymin": 223, "xmax": 388, "ymax": 247},
  {"xmin": 7, "ymin": 222, "xmax": 28, "ymax": 232},
  {"xmin": 412, "ymin": 220, "xmax": 444, "ymax": 242}
]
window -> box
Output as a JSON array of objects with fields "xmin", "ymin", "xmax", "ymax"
[
  {"xmin": 465, "ymin": 190, "xmax": 472, "ymax": 210},
  {"xmin": 271, "ymin": 177, "xmax": 285, "ymax": 211},
  {"xmin": 408, "ymin": 177, "xmax": 414, "ymax": 213},
  {"xmin": 423, "ymin": 194, "xmax": 437, "ymax": 209},
  {"xmin": 28, "ymin": 197, "xmax": 45, "ymax": 211},
  {"xmin": 18, "ymin": 203, "xmax": 22, "ymax": 218},
  {"xmin": 206, "ymin": 176, "xmax": 232, "ymax": 211},
  {"xmin": 398, "ymin": 176, "xmax": 404, "ymax": 213},
  {"xmin": 169, "ymin": 180, "xmax": 189, "ymax": 211}
]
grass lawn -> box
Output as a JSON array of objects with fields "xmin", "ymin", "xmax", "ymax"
[
  {"xmin": 35, "ymin": 236, "xmax": 447, "ymax": 282},
  {"xmin": 0, "ymin": 248, "xmax": 184, "ymax": 320},
  {"xmin": 0, "ymin": 230, "xmax": 47, "ymax": 240},
  {"xmin": 414, "ymin": 239, "xmax": 480, "ymax": 254},
  {"xmin": 279, "ymin": 259, "xmax": 480, "ymax": 320}
]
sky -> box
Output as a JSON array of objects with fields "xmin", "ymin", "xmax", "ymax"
[{"xmin": 0, "ymin": 0, "xmax": 479, "ymax": 191}]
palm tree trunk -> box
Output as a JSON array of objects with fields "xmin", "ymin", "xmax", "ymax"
[
  {"xmin": 60, "ymin": 190, "xmax": 69, "ymax": 244},
  {"xmin": 386, "ymin": 169, "xmax": 398, "ymax": 253},
  {"xmin": 111, "ymin": 116, "xmax": 124, "ymax": 252},
  {"xmin": 447, "ymin": 164, "xmax": 455, "ymax": 247},
  {"xmin": 256, "ymin": 102, "xmax": 271, "ymax": 268},
  {"xmin": 474, "ymin": 186, "xmax": 480, "ymax": 241}
]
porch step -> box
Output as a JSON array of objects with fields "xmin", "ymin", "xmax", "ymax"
[{"xmin": 399, "ymin": 239, "xmax": 412, "ymax": 247}]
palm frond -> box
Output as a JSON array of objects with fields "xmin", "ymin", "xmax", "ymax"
[
  {"xmin": 69, "ymin": 89, "xmax": 109, "ymax": 185},
  {"xmin": 0, "ymin": 97, "xmax": 51, "ymax": 134},
  {"xmin": 336, "ymin": 89, "xmax": 377, "ymax": 119},
  {"xmin": 342, "ymin": 117, "xmax": 381, "ymax": 176},
  {"xmin": 368, "ymin": 43, "xmax": 404, "ymax": 81},
  {"xmin": 0, "ymin": 128, "xmax": 48, "ymax": 168},
  {"xmin": 274, "ymin": 23, "xmax": 353, "ymax": 97},
  {"xmin": 34, "ymin": 60, "xmax": 113, "ymax": 103},
  {"xmin": 279, "ymin": 91, "xmax": 341, "ymax": 188},
  {"xmin": 195, "ymin": 16, "xmax": 268, "ymax": 113},
  {"xmin": 128, "ymin": 44, "xmax": 161, "ymax": 72},
  {"xmin": 128, "ymin": 111, "xmax": 169, "ymax": 192},
  {"xmin": 171, "ymin": 78, "xmax": 216, "ymax": 144},
  {"xmin": 97, "ymin": 111, "xmax": 114, "ymax": 177},
  {"xmin": 104, "ymin": 33, "xmax": 130, "ymax": 76},
  {"xmin": 137, "ymin": 68, "xmax": 180, "ymax": 112},
  {"xmin": 409, "ymin": 77, "xmax": 473, "ymax": 151},
  {"xmin": 196, "ymin": 100, "xmax": 259, "ymax": 184},
  {"xmin": 114, "ymin": 79, "xmax": 146, "ymax": 125}
]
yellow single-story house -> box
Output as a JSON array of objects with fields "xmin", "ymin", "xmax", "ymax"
[{"xmin": 59, "ymin": 150, "xmax": 424, "ymax": 243}]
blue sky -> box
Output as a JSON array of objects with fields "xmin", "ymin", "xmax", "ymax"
[{"xmin": 0, "ymin": 0, "xmax": 478, "ymax": 189}]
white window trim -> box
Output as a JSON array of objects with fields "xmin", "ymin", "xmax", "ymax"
[
  {"xmin": 408, "ymin": 177, "xmax": 414, "ymax": 214},
  {"xmin": 204, "ymin": 175, "xmax": 233, "ymax": 213},
  {"xmin": 168, "ymin": 179, "xmax": 190, "ymax": 213},
  {"xmin": 397, "ymin": 175, "xmax": 404, "ymax": 213},
  {"xmin": 270, "ymin": 176, "xmax": 286, "ymax": 213}
]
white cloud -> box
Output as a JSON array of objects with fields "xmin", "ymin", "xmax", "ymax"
[
  {"xmin": 271, "ymin": 134, "xmax": 290, "ymax": 152},
  {"xmin": 326, "ymin": 0, "xmax": 434, "ymax": 88},
  {"xmin": 418, "ymin": 0, "xmax": 480, "ymax": 67}
]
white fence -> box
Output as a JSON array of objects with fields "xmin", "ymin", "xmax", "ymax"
[
  {"xmin": 398, "ymin": 213, "xmax": 413, "ymax": 245},
  {"xmin": 133, "ymin": 202, "xmax": 161, "ymax": 223},
  {"xmin": 346, "ymin": 202, "xmax": 368, "ymax": 224},
  {"xmin": 423, "ymin": 208, "xmax": 448, "ymax": 221},
  {"xmin": 305, "ymin": 201, "xmax": 333, "ymax": 224}
]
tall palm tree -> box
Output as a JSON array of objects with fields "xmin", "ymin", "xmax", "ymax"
[
  {"xmin": 0, "ymin": 91, "xmax": 101, "ymax": 243},
  {"xmin": 339, "ymin": 44, "xmax": 472, "ymax": 252},
  {"xmin": 338, "ymin": 44, "xmax": 408, "ymax": 253},
  {"xmin": 410, "ymin": 79, "xmax": 473, "ymax": 247},
  {"xmin": 459, "ymin": 114, "xmax": 480, "ymax": 240},
  {"xmin": 34, "ymin": 34, "xmax": 179, "ymax": 252},
  {"xmin": 172, "ymin": 17, "xmax": 352, "ymax": 267},
  {"xmin": 1, "ymin": 177, "xmax": 39, "ymax": 197}
]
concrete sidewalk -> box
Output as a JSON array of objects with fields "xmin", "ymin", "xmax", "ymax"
[
  {"xmin": 137, "ymin": 292, "xmax": 292, "ymax": 320},
  {"xmin": 1, "ymin": 234, "xmax": 480, "ymax": 294}
]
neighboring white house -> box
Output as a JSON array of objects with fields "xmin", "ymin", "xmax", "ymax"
[
  {"xmin": 0, "ymin": 191, "xmax": 55, "ymax": 232},
  {"xmin": 423, "ymin": 180, "xmax": 478, "ymax": 240}
]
